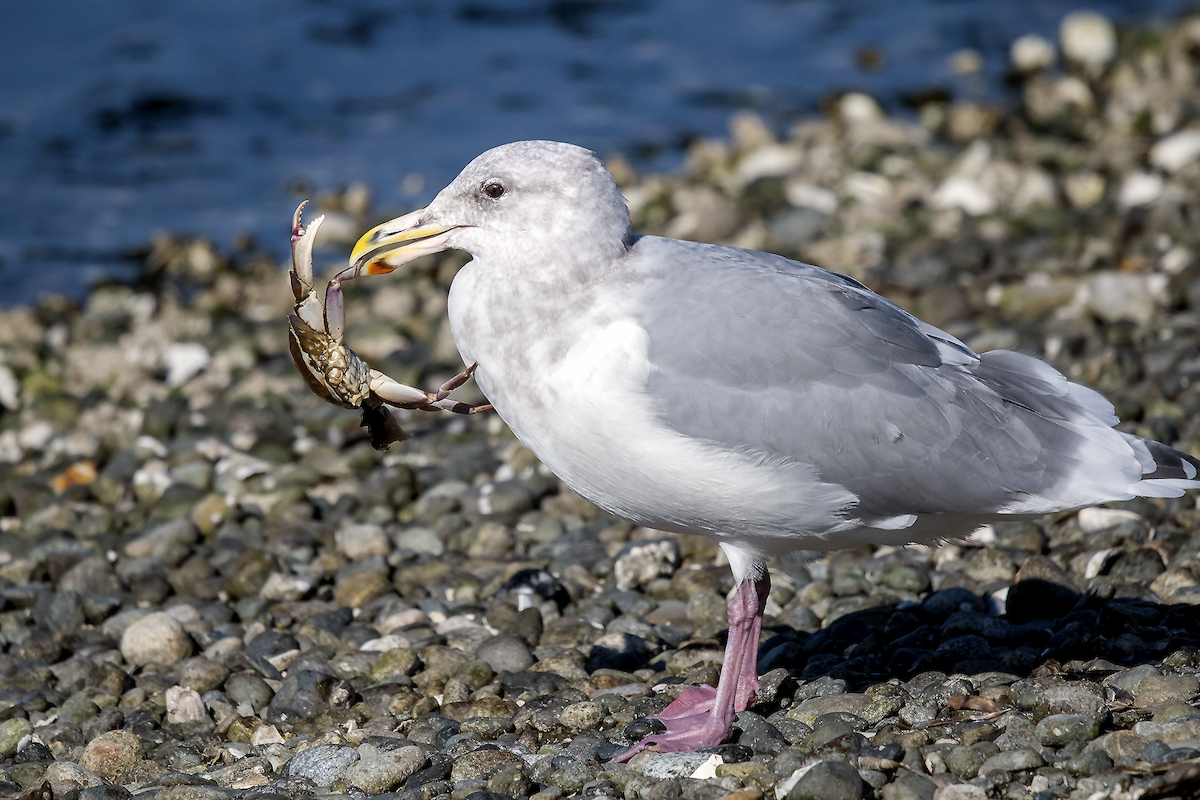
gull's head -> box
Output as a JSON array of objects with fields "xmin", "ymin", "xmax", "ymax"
[{"xmin": 350, "ymin": 141, "xmax": 633, "ymax": 279}]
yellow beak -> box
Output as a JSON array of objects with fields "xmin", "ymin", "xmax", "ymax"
[{"xmin": 348, "ymin": 208, "xmax": 459, "ymax": 275}]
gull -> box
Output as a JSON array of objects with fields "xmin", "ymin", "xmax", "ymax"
[{"xmin": 345, "ymin": 140, "xmax": 1200, "ymax": 759}]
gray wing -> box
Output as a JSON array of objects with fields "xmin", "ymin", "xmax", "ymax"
[{"xmin": 628, "ymin": 236, "xmax": 1188, "ymax": 527}]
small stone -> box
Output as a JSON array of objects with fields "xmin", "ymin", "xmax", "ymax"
[
  {"xmin": 1118, "ymin": 172, "xmax": 1164, "ymax": 209},
  {"xmin": 1010, "ymin": 34, "xmax": 1055, "ymax": 72},
  {"xmin": 42, "ymin": 762, "xmax": 105, "ymax": 796},
  {"xmin": 1060, "ymin": 11, "xmax": 1116, "ymax": 70},
  {"xmin": 786, "ymin": 759, "xmax": 864, "ymax": 800},
  {"xmin": 225, "ymin": 671, "xmax": 275, "ymax": 711},
  {"xmin": 1036, "ymin": 714, "xmax": 1099, "ymax": 747},
  {"xmin": 788, "ymin": 694, "xmax": 871, "ymax": 727},
  {"xmin": 1135, "ymin": 675, "xmax": 1200, "ymax": 706},
  {"xmin": 935, "ymin": 786, "xmax": 988, "ymax": 800},
  {"xmin": 286, "ymin": 744, "xmax": 360, "ymax": 787},
  {"xmin": 476, "ymin": 634, "xmax": 535, "ymax": 673},
  {"xmin": 450, "ymin": 748, "xmax": 524, "ymax": 782},
  {"xmin": 979, "ymin": 748, "xmax": 1044, "ymax": 773},
  {"xmin": 0, "ymin": 718, "xmax": 32, "ymax": 757},
  {"xmin": 165, "ymin": 686, "xmax": 207, "ymax": 723},
  {"xmin": 1151, "ymin": 130, "xmax": 1200, "ymax": 173},
  {"xmin": 178, "ymin": 658, "xmax": 230, "ymax": 694},
  {"xmin": 120, "ymin": 611, "xmax": 193, "ymax": 667},
  {"xmin": 333, "ymin": 569, "xmax": 392, "ymax": 609},
  {"xmin": 559, "ymin": 700, "xmax": 604, "ymax": 731},
  {"xmin": 337, "ymin": 522, "xmax": 390, "ymax": 560},
  {"xmin": 640, "ymin": 752, "xmax": 715, "ymax": 780},
  {"xmin": 265, "ymin": 670, "xmax": 349, "ymax": 723},
  {"xmin": 80, "ymin": 730, "xmax": 144, "ymax": 780},
  {"xmin": 345, "ymin": 743, "xmax": 424, "ymax": 796},
  {"xmin": 882, "ymin": 771, "xmax": 936, "ymax": 800},
  {"xmin": 614, "ymin": 538, "xmax": 681, "ymax": 590},
  {"xmin": 164, "ymin": 342, "xmax": 210, "ymax": 386},
  {"xmin": 395, "ymin": 526, "xmax": 444, "ymax": 556}
]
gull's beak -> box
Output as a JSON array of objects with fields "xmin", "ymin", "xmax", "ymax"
[{"xmin": 348, "ymin": 208, "xmax": 459, "ymax": 275}]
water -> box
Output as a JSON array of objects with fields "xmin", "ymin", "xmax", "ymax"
[{"xmin": 0, "ymin": 0, "xmax": 1193, "ymax": 305}]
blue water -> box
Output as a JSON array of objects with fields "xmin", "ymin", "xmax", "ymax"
[{"xmin": 0, "ymin": 0, "xmax": 1193, "ymax": 304}]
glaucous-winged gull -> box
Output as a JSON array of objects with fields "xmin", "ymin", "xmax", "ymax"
[{"xmin": 343, "ymin": 140, "xmax": 1200, "ymax": 760}]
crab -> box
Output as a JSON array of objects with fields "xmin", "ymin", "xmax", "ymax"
[{"xmin": 287, "ymin": 201, "xmax": 491, "ymax": 450}]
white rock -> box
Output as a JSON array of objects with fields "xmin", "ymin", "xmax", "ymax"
[
  {"xmin": 1079, "ymin": 271, "xmax": 1168, "ymax": 324},
  {"xmin": 1118, "ymin": 172, "xmax": 1164, "ymax": 208},
  {"xmin": 1060, "ymin": 11, "xmax": 1116, "ymax": 69},
  {"xmin": 614, "ymin": 538, "xmax": 681, "ymax": 590},
  {"xmin": 934, "ymin": 176, "xmax": 996, "ymax": 216},
  {"xmin": 337, "ymin": 522, "xmax": 391, "ymax": 560},
  {"xmin": 0, "ymin": 364, "xmax": 18, "ymax": 410},
  {"xmin": 166, "ymin": 686, "xmax": 207, "ymax": 723},
  {"xmin": 164, "ymin": 342, "xmax": 210, "ymax": 387},
  {"xmin": 121, "ymin": 611, "xmax": 193, "ymax": 667},
  {"xmin": 838, "ymin": 92, "xmax": 883, "ymax": 125},
  {"xmin": 1010, "ymin": 34, "xmax": 1056, "ymax": 72},
  {"xmin": 1063, "ymin": 172, "xmax": 1105, "ymax": 209},
  {"xmin": 259, "ymin": 571, "xmax": 314, "ymax": 602},
  {"xmin": 843, "ymin": 172, "xmax": 892, "ymax": 206},
  {"xmin": 1011, "ymin": 168, "xmax": 1058, "ymax": 212},
  {"xmin": 736, "ymin": 144, "xmax": 803, "ymax": 185},
  {"xmin": 1077, "ymin": 507, "xmax": 1147, "ymax": 533},
  {"xmin": 786, "ymin": 182, "xmax": 838, "ymax": 214},
  {"xmin": 1150, "ymin": 130, "xmax": 1200, "ymax": 172}
]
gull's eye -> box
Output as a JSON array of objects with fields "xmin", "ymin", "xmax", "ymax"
[{"xmin": 482, "ymin": 180, "xmax": 506, "ymax": 200}]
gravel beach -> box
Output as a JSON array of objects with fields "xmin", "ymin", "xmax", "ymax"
[{"xmin": 5, "ymin": 11, "xmax": 1200, "ymax": 800}]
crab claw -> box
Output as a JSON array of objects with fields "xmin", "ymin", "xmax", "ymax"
[{"xmin": 285, "ymin": 201, "xmax": 491, "ymax": 451}]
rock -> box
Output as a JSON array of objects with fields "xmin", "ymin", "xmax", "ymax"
[
  {"xmin": 224, "ymin": 671, "xmax": 275, "ymax": 711},
  {"xmin": 1134, "ymin": 674, "xmax": 1200, "ymax": 706},
  {"xmin": 336, "ymin": 522, "xmax": 390, "ymax": 559},
  {"xmin": 1118, "ymin": 172, "xmax": 1164, "ymax": 208},
  {"xmin": 1081, "ymin": 271, "xmax": 1168, "ymax": 325},
  {"xmin": 286, "ymin": 744, "xmax": 360, "ymax": 787},
  {"xmin": 1060, "ymin": 11, "xmax": 1116, "ymax": 70},
  {"xmin": 1010, "ymin": 34, "xmax": 1056, "ymax": 72},
  {"xmin": 80, "ymin": 730, "xmax": 144, "ymax": 780},
  {"xmin": 343, "ymin": 743, "xmax": 425, "ymax": 794},
  {"xmin": 1036, "ymin": 714, "xmax": 1099, "ymax": 746},
  {"xmin": 1151, "ymin": 130, "xmax": 1200, "ymax": 173},
  {"xmin": 786, "ymin": 759, "xmax": 864, "ymax": 800},
  {"xmin": 640, "ymin": 752, "xmax": 717, "ymax": 780},
  {"xmin": 450, "ymin": 748, "xmax": 525, "ymax": 782},
  {"xmin": 614, "ymin": 538, "xmax": 681, "ymax": 590},
  {"xmin": 476, "ymin": 634, "xmax": 536, "ymax": 673},
  {"xmin": 165, "ymin": 686, "xmax": 207, "ymax": 723},
  {"xmin": 1032, "ymin": 684, "xmax": 1107, "ymax": 724},
  {"xmin": 265, "ymin": 670, "xmax": 357, "ymax": 723},
  {"xmin": 42, "ymin": 761, "xmax": 105, "ymax": 795},
  {"xmin": 120, "ymin": 611, "xmax": 193, "ymax": 667}
]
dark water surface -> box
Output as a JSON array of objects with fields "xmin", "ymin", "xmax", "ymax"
[{"xmin": 0, "ymin": 0, "xmax": 1194, "ymax": 304}]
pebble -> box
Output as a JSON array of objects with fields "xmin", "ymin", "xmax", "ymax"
[
  {"xmin": 286, "ymin": 744, "xmax": 360, "ymax": 787},
  {"xmin": 784, "ymin": 760, "xmax": 864, "ymax": 800},
  {"xmin": 79, "ymin": 730, "xmax": 144, "ymax": 780},
  {"xmin": 119, "ymin": 611, "xmax": 193, "ymax": 667},
  {"xmin": 1060, "ymin": 11, "xmax": 1116, "ymax": 70}
]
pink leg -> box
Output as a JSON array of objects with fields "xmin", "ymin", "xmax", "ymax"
[{"xmin": 612, "ymin": 573, "xmax": 770, "ymax": 761}]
